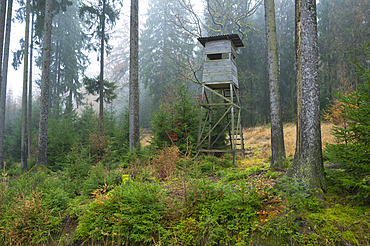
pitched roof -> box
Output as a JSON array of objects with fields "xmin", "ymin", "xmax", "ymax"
[{"xmin": 197, "ymin": 34, "xmax": 244, "ymax": 48}]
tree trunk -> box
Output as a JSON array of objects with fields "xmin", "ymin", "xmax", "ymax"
[
  {"xmin": 67, "ymin": 88, "xmax": 72, "ymax": 113},
  {"xmin": 21, "ymin": 0, "xmax": 31, "ymax": 173},
  {"xmin": 28, "ymin": 12, "xmax": 34, "ymax": 158},
  {"xmin": 264, "ymin": 0, "xmax": 286, "ymax": 169},
  {"xmin": 36, "ymin": 0, "xmax": 53, "ymax": 168},
  {"xmin": 55, "ymin": 51, "xmax": 61, "ymax": 115},
  {"xmin": 99, "ymin": 0, "xmax": 106, "ymax": 131},
  {"xmin": 52, "ymin": 43, "xmax": 59, "ymax": 114},
  {"xmin": 129, "ymin": 0, "xmax": 139, "ymax": 151},
  {"xmin": 0, "ymin": 0, "xmax": 12, "ymax": 170},
  {"xmin": 289, "ymin": 0, "xmax": 326, "ymax": 191},
  {"xmin": 0, "ymin": 0, "xmax": 7, "ymax": 94}
]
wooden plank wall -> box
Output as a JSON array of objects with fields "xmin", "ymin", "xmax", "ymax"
[
  {"xmin": 205, "ymin": 40, "xmax": 236, "ymax": 55},
  {"xmin": 203, "ymin": 60, "xmax": 238, "ymax": 87}
]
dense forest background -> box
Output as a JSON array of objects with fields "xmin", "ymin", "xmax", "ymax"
[{"xmin": 2, "ymin": 0, "xmax": 368, "ymax": 166}]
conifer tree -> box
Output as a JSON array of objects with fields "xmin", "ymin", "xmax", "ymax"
[{"xmin": 79, "ymin": 0, "xmax": 121, "ymax": 130}]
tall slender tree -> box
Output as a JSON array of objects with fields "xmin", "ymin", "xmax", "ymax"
[
  {"xmin": 0, "ymin": 0, "xmax": 13, "ymax": 170},
  {"xmin": 140, "ymin": 0, "xmax": 196, "ymax": 104},
  {"xmin": 317, "ymin": 0, "xmax": 368, "ymax": 109},
  {"xmin": 99, "ymin": 0, "xmax": 106, "ymax": 129},
  {"xmin": 289, "ymin": 0, "xmax": 326, "ymax": 191},
  {"xmin": 0, "ymin": 0, "xmax": 6, "ymax": 94},
  {"xmin": 264, "ymin": 0, "xmax": 286, "ymax": 169},
  {"xmin": 51, "ymin": 1, "xmax": 87, "ymax": 115},
  {"xmin": 79, "ymin": 0, "xmax": 120, "ymax": 130},
  {"xmin": 21, "ymin": 0, "xmax": 31, "ymax": 173},
  {"xmin": 129, "ymin": 0, "xmax": 139, "ymax": 150},
  {"xmin": 36, "ymin": 0, "xmax": 53, "ymax": 168},
  {"xmin": 28, "ymin": 13, "xmax": 34, "ymax": 158}
]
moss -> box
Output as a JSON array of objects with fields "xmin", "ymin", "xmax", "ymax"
[{"xmin": 307, "ymin": 203, "xmax": 370, "ymax": 245}]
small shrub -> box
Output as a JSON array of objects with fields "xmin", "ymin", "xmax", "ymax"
[
  {"xmin": 150, "ymin": 85, "xmax": 199, "ymax": 154},
  {"xmin": 61, "ymin": 148, "xmax": 91, "ymax": 196},
  {"xmin": 41, "ymin": 176, "xmax": 71, "ymax": 213},
  {"xmin": 175, "ymin": 217, "xmax": 200, "ymax": 245},
  {"xmin": 47, "ymin": 117, "xmax": 77, "ymax": 171},
  {"xmin": 82, "ymin": 163, "xmax": 109, "ymax": 196},
  {"xmin": 66, "ymin": 195, "xmax": 90, "ymax": 220},
  {"xmin": 151, "ymin": 145, "xmax": 180, "ymax": 179},
  {"xmin": 326, "ymin": 169, "xmax": 370, "ymax": 203},
  {"xmin": 2, "ymin": 190, "xmax": 61, "ymax": 245},
  {"xmin": 76, "ymin": 182, "xmax": 168, "ymax": 244},
  {"xmin": 177, "ymin": 179, "xmax": 276, "ymax": 245},
  {"xmin": 324, "ymin": 46, "xmax": 370, "ymax": 203}
]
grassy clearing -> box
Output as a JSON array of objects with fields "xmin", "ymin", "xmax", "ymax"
[{"xmin": 244, "ymin": 122, "xmax": 337, "ymax": 159}]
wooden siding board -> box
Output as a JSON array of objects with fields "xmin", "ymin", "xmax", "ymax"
[{"xmin": 205, "ymin": 40, "xmax": 232, "ymax": 54}]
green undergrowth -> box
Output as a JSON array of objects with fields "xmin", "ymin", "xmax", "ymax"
[{"xmin": 1, "ymin": 148, "xmax": 369, "ymax": 245}]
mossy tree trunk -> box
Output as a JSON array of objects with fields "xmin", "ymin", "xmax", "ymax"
[
  {"xmin": 264, "ymin": 0, "xmax": 286, "ymax": 169},
  {"xmin": 289, "ymin": 0, "xmax": 326, "ymax": 191}
]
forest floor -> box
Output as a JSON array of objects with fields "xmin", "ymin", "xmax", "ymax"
[
  {"xmin": 2, "ymin": 122, "xmax": 369, "ymax": 245},
  {"xmin": 135, "ymin": 122, "xmax": 369, "ymax": 245}
]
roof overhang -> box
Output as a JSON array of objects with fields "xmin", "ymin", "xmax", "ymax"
[{"xmin": 197, "ymin": 34, "xmax": 244, "ymax": 48}]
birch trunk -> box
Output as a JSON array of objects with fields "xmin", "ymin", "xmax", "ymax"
[
  {"xmin": 264, "ymin": 0, "xmax": 286, "ymax": 169},
  {"xmin": 129, "ymin": 0, "xmax": 139, "ymax": 150},
  {"xmin": 21, "ymin": 0, "xmax": 30, "ymax": 173},
  {"xmin": 289, "ymin": 0, "xmax": 326, "ymax": 191},
  {"xmin": 36, "ymin": 0, "xmax": 53, "ymax": 168},
  {"xmin": 0, "ymin": 0, "xmax": 12, "ymax": 169}
]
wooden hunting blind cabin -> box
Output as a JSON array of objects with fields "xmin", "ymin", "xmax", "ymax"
[{"xmin": 196, "ymin": 34, "xmax": 245, "ymax": 163}]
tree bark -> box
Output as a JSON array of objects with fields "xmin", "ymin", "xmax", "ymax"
[
  {"xmin": 56, "ymin": 50, "xmax": 61, "ymax": 115},
  {"xmin": 129, "ymin": 0, "xmax": 139, "ymax": 151},
  {"xmin": 0, "ymin": 0, "xmax": 12, "ymax": 170},
  {"xmin": 0, "ymin": 0, "xmax": 7, "ymax": 95},
  {"xmin": 28, "ymin": 12, "xmax": 34, "ymax": 158},
  {"xmin": 99, "ymin": 0, "xmax": 106, "ymax": 131},
  {"xmin": 36, "ymin": 0, "xmax": 53, "ymax": 168},
  {"xmin": 21, "ymin": 0, "xmax": 31, "ymax": 173},
  {"xmin": 264, "ymin": 0, "xmax": 286, "ymax": 169},
  {"xmin": 289, "ymin": 0, "xmax": 326, "ymax": 191}
]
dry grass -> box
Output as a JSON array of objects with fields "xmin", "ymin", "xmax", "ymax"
[
  {"xmin": 243, "ymin": 122, "xmax": 337, "ymax": 161},
  {"xmin": 139, "ymin": 122, "xmax": 337, "ymax": 169},
  {"xmin": 140, "ymin": 134, "xmax": 152, "ymax": 147},
  {"xmin": 150, "ymin": 145, "xmax": 180, "ymax": 179}
]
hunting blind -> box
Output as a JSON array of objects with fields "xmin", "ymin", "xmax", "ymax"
[{"xmin": 196, "ymin": 34, "xmax": 245, "ymax": 162}]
